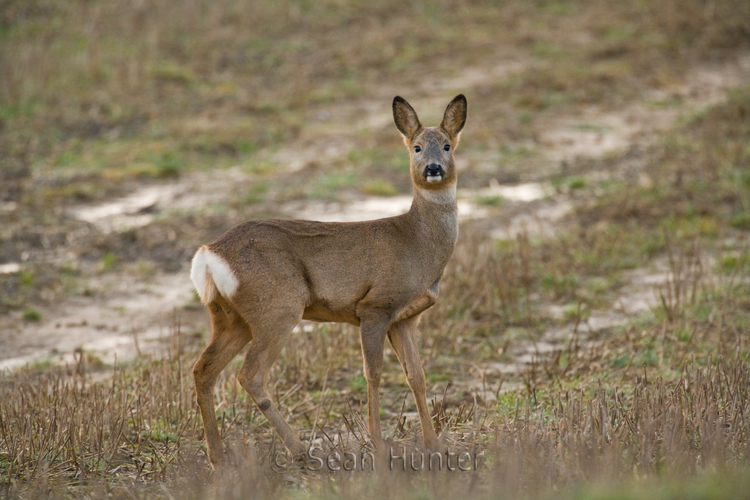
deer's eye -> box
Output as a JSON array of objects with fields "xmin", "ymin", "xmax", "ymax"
[
  {"xmin": 414, "ymin": 145, "xmax": 422, "ymax": 153},
  {"xmin": 444, "ymin": 144, "xmax": 450, "ymax": 151}
]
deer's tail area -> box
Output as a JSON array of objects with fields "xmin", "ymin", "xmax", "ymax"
[{"xmin": 190, "ymin": 246, "xmax": 239, "ymax": 305}]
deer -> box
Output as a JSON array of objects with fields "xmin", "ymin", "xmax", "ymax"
[{"xmin": 190, "ymin": 94, "xmax": 467, "ymax": 468}]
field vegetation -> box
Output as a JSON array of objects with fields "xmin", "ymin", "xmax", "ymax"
[{"xmin": 1, "ymin": 0, "xmax": 750, "ymax": 498}]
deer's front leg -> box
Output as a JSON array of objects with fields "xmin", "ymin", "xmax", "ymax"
[
  {"xmin": 388, "ymin": 317, "xmax": 439, "ymax": 450},
  {"xmin": 358, "ymin": 312, "xmax": 390, "ymax": 450}
]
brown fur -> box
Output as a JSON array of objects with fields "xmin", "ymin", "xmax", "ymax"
[{"xmin": 191, "ymin": 95, "xmax": 467, "ymax": 467}]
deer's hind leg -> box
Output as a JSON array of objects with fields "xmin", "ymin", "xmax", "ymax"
[
  {"xmin": 193, "ymin": 297, "xmax": 253, "ymax": 468},
  {"xmin": 236, "ymin": 300, "xmax": 306, "ymax": 456}
]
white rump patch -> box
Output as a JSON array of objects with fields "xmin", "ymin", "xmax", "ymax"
[{"xmin": 190, "ymin": 246, "xmax": 239, "ymax": 304}]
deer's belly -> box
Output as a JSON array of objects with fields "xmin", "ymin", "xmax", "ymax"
[{"xmin": 302, "ymin": 303, "xmax": 361, "ymax": 326}]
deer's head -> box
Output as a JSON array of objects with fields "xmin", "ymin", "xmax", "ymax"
[{"xmin": 393, "ymin": 94, "xmax": 467, "ymax": 191}]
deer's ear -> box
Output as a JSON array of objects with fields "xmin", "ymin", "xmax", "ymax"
[
  {"xmin": 440, "ymin": 94, "xmax": 467, "ymax": 138},
  {"xmin": 393, "ymin": 96, "xmax": 422, "ymax": 139}
]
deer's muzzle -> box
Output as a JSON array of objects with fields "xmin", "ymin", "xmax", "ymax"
[{"xmin": 423, "ymin": 164, "xmax": 445, "ymax": 182}]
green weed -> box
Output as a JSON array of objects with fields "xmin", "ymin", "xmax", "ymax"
[{"xmin": 22, "ymin": 308, "xmax": 42, "ymax": 321}]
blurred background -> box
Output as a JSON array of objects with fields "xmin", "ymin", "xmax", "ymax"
[{"xmin": 1, "ymin": 1, "xmax": 750, "ymax": 496}]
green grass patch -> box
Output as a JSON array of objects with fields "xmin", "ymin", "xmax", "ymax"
[
  {"xmin": 350, "ymin": 373, "xmax": 367, "ymax": 393},
  {"xmin": 148, "ymin": 150, "xmax": 185, "ymax": 178},
  {"xmin": 245, "ymin": 182, "xmax": 269, "ymax": 205},
  {"xmin": 730, "ymin": 212, "xmax": 750, "ymax": 230},
  {"xmin": 99, "ymin": 252, "xmax": 117, "ymax": 272},
  {"xmin": 19, "ymin": 271, "xmax": 35, "ymax": 288},
  {"xmin": 307, "ymin": 172, "xmax": 358, "ymax": 199},
  {"xmin": 475, "ymin": 195, "xmax": 505, "ymax": 206},
  {"xmin": 22, "ymin": 308, "xmax": 42, "ymax": 321},
  {"xmin": 361, "ymin": 180, "xmax": 398, "ymax": 196},
  {"xmin": 566, "ymin": 176, "xmax": 586, "ymax": 190}
]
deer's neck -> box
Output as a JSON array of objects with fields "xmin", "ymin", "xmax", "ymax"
[
  {"xmin": 404, "ymin": 185, "xmax": 459, "ymax": 267},
  {"xmin": 415, "ymin": 185, "xmax": 457, "ymax": 206}
]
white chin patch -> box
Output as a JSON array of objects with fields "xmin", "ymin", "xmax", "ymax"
[{"xmin": 425, "ymin": 175, "xmax": 443, "ymax": 183}]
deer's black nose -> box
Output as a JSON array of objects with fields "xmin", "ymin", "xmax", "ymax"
[{"xmin": 424, "ymin": 164, "xmax": 445, "ymax": 177}]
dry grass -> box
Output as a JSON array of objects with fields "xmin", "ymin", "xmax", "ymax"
[
  {"xmin": 3, "ymin": 338, "xmax": 750, "ymax": 499},
  {"xmin": 2, "ymin": 212, "xmax": 749, "ymax": 498}
]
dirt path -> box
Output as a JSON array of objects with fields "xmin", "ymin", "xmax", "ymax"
[{"xmin": 1, "ymin": 54, "xmax": 748, "ymax": 373}]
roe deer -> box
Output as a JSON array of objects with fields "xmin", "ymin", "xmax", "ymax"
[{"xmin": 190, "ymin": 94, "xmax": 467, "ymax": 467}]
